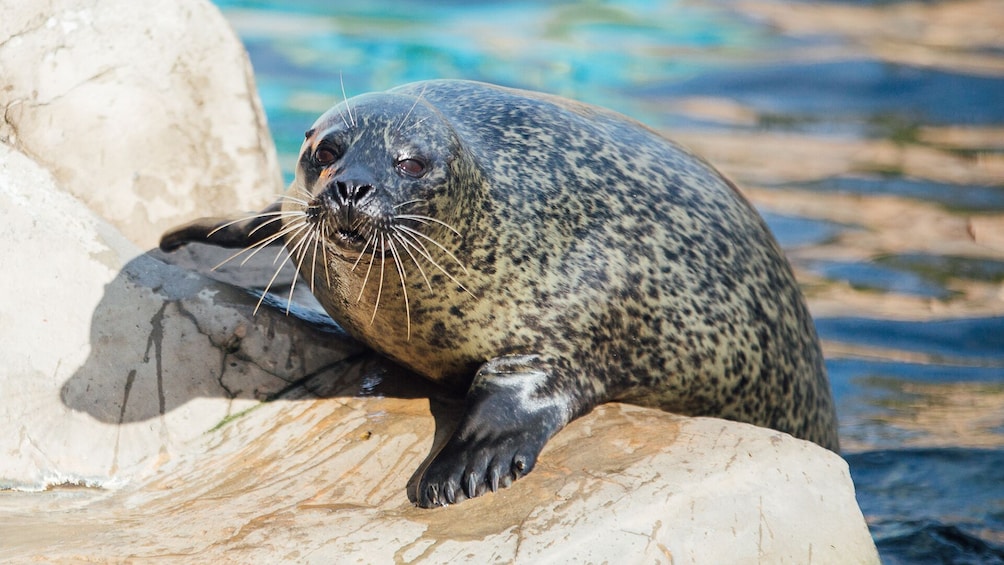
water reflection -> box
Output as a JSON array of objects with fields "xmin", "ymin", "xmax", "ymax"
[
  {"xmin": 777, "ymin": 175, "xmax": 1004, "ymax": 212},
  {"xmin": 832, "ymin": 359, "xmax": 1004, "ymax": 450},
  {"xmin": 877, "ymin": 253, "xmax": 1004, "ymax": 285},
  {"xmin": 761, "ymin": 212, "xmax": 845, "ymax": 248},
  {"xmin": 819, "ymin": 316, "xmax": 1004, "ymax": 362},
  {"xmin": 648, "ymin": 60, "xmax": 1004, "ymax": 129}
]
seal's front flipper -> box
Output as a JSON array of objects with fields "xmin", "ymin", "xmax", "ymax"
[
  {"xmin": 417, "ymin": 354, "xmax": 575, "ymax": 507},
  {"xmin": 159, "ymin": 201, "xmax": 283, "ymax": 252}
]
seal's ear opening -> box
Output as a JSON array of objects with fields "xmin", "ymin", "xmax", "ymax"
[{"xmin": 159, "ymin": 201, "xmax": 283, "ymax": 252}]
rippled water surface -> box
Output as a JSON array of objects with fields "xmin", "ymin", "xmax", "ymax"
[{"xmin": 213, "ymin": 0, "xmax": 1004, "ymax": 561}]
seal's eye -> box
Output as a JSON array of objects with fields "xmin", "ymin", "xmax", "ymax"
[
  {"xmin": 314, "ymin": 147, "xmax": 338, "ymax": 166},
  {"xmin": 396, "ymin": 157, "xmax": 427, "ymax": 178}
]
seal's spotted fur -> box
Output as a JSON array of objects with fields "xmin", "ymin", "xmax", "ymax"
[{"xmin": 161, "ymin": 80, "xmax": 839, "ymax": 507}]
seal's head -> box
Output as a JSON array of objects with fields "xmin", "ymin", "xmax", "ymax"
[
  {"xmin": 278, "ymin": 92, "xmax": 484, "ymax": 368},
  {"xmin": 291, "ymin": 93, "xmax": 474, "ymax": 257}
]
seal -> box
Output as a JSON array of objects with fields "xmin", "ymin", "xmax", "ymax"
[{"xmin": 160, "ymin": 79, "xmax": 839, "ymax": 507}]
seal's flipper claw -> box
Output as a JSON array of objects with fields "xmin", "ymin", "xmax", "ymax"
[
  {"xmin": 417, "ymin": 354, "xmax": 573, "ymax": 508},
  {"xmin": 159, "ymin": 201, "xmax": 283, "ymax": 252}
]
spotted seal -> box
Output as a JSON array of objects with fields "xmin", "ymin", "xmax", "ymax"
[{"xmin": 160, "ymin": 79, "xmax": 839, "ymax": 507}]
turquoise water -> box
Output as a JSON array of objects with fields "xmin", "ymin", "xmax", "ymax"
[
  {"xmin": 217, "ymin": 0, "xmax": 766, "ymax": 176},
  {"xmin": 213, "ymin": 1, "xmax": 1004, "ymax": 561}
]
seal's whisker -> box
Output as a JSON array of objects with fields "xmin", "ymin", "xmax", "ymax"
[
  {"xmin": 290, "ymin": 185, "xmax": 315, "ymax": 202},
  {"xmin": 387, "ymin": 236, "xmax": 412, "ymax": 339},
  {"xmin": 393, "ymin": 198, "xmax": 427, "ymax": 210},
  {"xmin": 369, "ymin": 233, "xmax": 388, "ymax": 326},
  {"xmin": 206, "ymin": 209, "xmax": 297, "ymax": 239},
  {"xmin": 270, "ymin": 221, "xmax": 311, "ymax": 266},
  {"xmin": 396, "ymin": 214, "xmax": 464, "ymax": 237},
  {"xmin": 208, "ymin": 218, "xmax": 303, "ymax": 272},
  {"xmin": 262, "ymin": 222, "xmax": 311, "ymax": 272},
  {"xmin": 284, "ymin": 222, "xmax": 318, "ymax": 314},
  {"xmin": 339, "ymin": 72, "xmax": 356, "ymax": 128},
  {"xmin": 277, "ymin": 189, "xmax": 311, "ymax": 203},
  {"xmin": 392, "ymin": 231, "xmax": 432, "ymax": 291},
  {"xmin": 253, "ymin": 224, "xmax": 310, "ymax": 316},
  {"xmin": 396, "ymin": 82, "xmax": 428, "ymax": 133},
  {"xmin": 350, "ymin": 231, "xmax": 377, "ymax": 273},
  {"xmin": 335, "ymin": 106, "xmax": 351, "ymax": 129},
  {"xmin": 254, "ymin": 255, "xmax": 285, "ymax": 315},
  {"xmin": 317, "ymin": 225, "xmax": 333, "ymax": 288},
  {"xmin": 235, "ymin": 220, "xmax": 305, "ymax": 267},
  {"xmin": 247, "ymin": 212, "xmax": 304, "ymax": 238},
  {"xmin": 284, "ymin": 239, "xmax": 308, "ymax": 315},
  {"xmin": 356, "ymin": 232, "xmax": 380, "ymax": 302},
  {"xmin": 395, "ymin": 228, "xmax": 476, "ymax": 299},
  {"xmin": 277, "ymin": 194, "xmax": 311, "ymax": 207},
  {"xmin": 211, "ymin": 244, "xmax": 255, "ymax": 272},
  {"xmin": 308, "ymin": 227, "xmax": 324, "ymax": 293},
  {"xmin": 396, "ymin": 224, "xmax": 470, "ymax": 275},
  {"xmin": 401, "ymin": 116, "xmax": 429, "ymax": 134},
  {"xmin": 349, "ymin": 216, "xmax": 368, "ymax": 233}
]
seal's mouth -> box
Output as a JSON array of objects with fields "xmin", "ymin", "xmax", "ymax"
[
  {"xmin": 334, "ymin": 227, "xmax": 366, "ymax": 248},
  {"xmin": 326, "ymin": 217, "xmax": 392, "ymax": 258}
]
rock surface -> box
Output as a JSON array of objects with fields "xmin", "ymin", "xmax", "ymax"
[
  {"xmin": 0, "ymin": 0, "xmax": 880, "ymax": 563},
  {"xmin": 0, "ymin": 0, "xmax": 282, "ymax": 249}
]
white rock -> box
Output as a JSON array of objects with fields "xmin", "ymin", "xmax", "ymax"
[{"xmin": 0, "ymin": 0, "xmax": 282, "ymax": 249}]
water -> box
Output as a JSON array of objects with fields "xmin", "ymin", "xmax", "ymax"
[{"xmin": 212, "ymin": 1, "xmax": 1004, "ymax": 561}]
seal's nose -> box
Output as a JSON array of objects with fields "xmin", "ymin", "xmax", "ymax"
[{"xmin": 334, "ymin": 180, "xmax": 374, "ymax": 205}]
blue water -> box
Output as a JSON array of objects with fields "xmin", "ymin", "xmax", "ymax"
[
  {"xmin": 213, "ymin": 1, "xmax": 1004, "ymax": 561},
  {"xmin": 650, "ymin": 60, "xmax": 1004, "ymax": 127}
]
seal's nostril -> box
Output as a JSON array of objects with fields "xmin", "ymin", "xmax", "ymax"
[
  {"xmin": 336, "ymin": 181, "xmax": 350, "ymax": 202},
  {"xmin": 333, "ymin": 181, "xmax": 373, "ymax": 204}
]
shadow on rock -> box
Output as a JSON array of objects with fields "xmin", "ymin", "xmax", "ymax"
[{"xmin": 61, "ymin": 247, "xmax": 451, "ymax": 426}]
